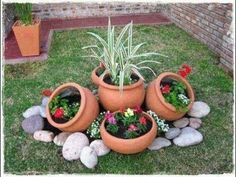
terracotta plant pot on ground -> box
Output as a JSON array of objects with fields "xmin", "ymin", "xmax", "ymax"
[
  {"xmin": 98, "ymin": 74, "xmax": 145, "ymax": 112},
  {"xmin": 100, "ymin": 111, "xmax": 157, "ymax": 154},
  {"xmin": 12, "ymin": 19, "xmax": 41, "ymax": 56},
  {"xmin": 146, "ymin": 72, "xmax": 195, "ymax": 121},
  {"xmin": 46, "ymin": 82, "xmax": 99, "ymax": 132}
]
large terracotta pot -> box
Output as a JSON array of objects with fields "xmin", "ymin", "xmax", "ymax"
[
  {"xmin": 98, "ymin": 74, "xmax": 145, "ymax": 112},
  {"xmin": 46, "ymin": 82, "xmax": 99, "ymax": 132},
  {"xmin": 12, "ymin": 19, "xmax": 41, "ymax": 56},
  {"xmin": 146, "ymin": 72, "xmax": 195, "ymax": 121},
  {"xmin": 100, "ymin": 111, "xmax": 157, "ymax": 154}
]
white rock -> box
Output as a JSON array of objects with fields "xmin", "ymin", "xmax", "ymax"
[
  {"xmin": 33, "ymin": 130, "xmax": 54, "ymax": 142},
  {"xmin": 173, "ymin": 118, "xmax": 189, "ymax": 128},
  {"xmin": 189, "ymin": 118, "xmax": 202, "ymax": 129},
  {"xmin": 188, "ymin": 101, "xmax": 210, "ymax": 118},
  {"xmin": 62, "ymin": 132, "xmax": 89, "ymax": 161},
  {"xmin": 39, "ymin": 106, "xmax": 46, "ymax": 118},
  {"xmin": 165, "ymin": 128, "xmax": 181, "ymax": 139},
  {"xmin": 173, "ymin": 127, "xmax": 203, "ymax": 147},
  {"xmin": 148, "ymin": 137, "xmax": 171, "ymax": 150},
  {"xmin": 80, "ymin": 146, "xmax": 98, "ymax": 169},
  {"xmin": 90, "ymin": 140, "xmax": 110, "ymax": 156},
  {"xmin": 23, "ymin": 106, "xmax": 41, "ymax": 118},
  {"xmin": 41, "ymin": 96, "xmax": 49, "ymax": 107},
  {"xmin": 53, "ymin": 132, "xmax": 72, "ymax": 146}
]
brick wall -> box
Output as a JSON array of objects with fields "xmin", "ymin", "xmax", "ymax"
[
  {"xmin": 32, "ymin": 3, "xmax": 169, "ymax": 19},
  {"xmin": 170, "ymin": 3, "xmax": 234, "ymax": 72}
]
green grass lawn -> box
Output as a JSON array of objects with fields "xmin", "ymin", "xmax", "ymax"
[{"xmin": 3, "ymin": 24, "xmax": 234, "ymax": 175}]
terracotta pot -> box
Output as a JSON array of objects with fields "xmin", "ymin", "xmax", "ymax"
[
  {"xmin": 98, "ymin": 74, "xmax": 145, "ymax": 112},
  {"xmin": 146, "ymin": 72, "xmax": 195, "ymax": 121},
  {"xmin": 12, "ymin": 19, "xmax": 40, "ymax": 56},
  {"xmin": 46, "ymin": 82, "xmax": 99, "ymax": 132},
  {"xmin": 100, "ymin": 111, "xmax": 157, "ymax": 154}
]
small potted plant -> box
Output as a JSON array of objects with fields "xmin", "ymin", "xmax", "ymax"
[
  {"xmin": 100, "ymin": 107, "xmax": 157, "ymax": 154},
  {"xmin": 83, "ymin": 18, "xmax": 167, "ymax": 111},
  {"xmin": 46, "ymin": 83, "xmax": 99, "ymax": 132},
  {"xmin": 146, "ymin": 64, "xmax": 195, "ymax": 120},
  {"xmin": 12, "ymin": 3, "xmax": 40, "ymax": 56}
]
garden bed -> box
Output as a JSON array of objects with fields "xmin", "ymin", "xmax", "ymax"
[{"xmin": 3, "ymin": 24, "xmax": 233, "ymax": 174}]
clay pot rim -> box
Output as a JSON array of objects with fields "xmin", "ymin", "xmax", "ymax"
[
  {"xmin": 154, "ymin": 72, "xmax": 195, "ymax": 112},
  {"xmin": 100, "ymin": 111, "xmax": 157, "ymax": 142},
  {"xmin": 99, "ymin": 73, "xmax": 144, "ymax": 90},
  {"xmin": 13, "ymin": 18, "xmax": 41, "ymax": 28},
  {"xmin": 46, "ymin": 82, "xmax": 86, "ymax": 128}
]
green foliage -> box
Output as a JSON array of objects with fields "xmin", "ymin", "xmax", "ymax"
[
  {"xmin": 14, "ymin": 3, "xmax": 32, "ymax": 25},
  {"xmin": 83, "ymin": 18, "xmax": 167, "ymax": 91},
  {"xmin": 106, "ymin": 124, "xmax": 119, "ymax": 134},
  {"xmin": 124, "ymin": 130, "xmax": 139, "ymax": 139},
  {"xmin": 105, "ymin": 108, "xmax": 149, "ymax": 139},
  {"xmin": 49, "ymin": 96, "xmax": 80, "ymax": 120},
  {"xmin": 163, "ymin": 81, "xmax": 190, "ymax": 112},
  {"xmin": 121, "ymin": 113, "xmax": 137, "ymax": 126}
]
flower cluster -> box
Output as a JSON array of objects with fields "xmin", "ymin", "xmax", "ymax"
[
  {"xmin": 49, "ymin": 95, "xmax": 80, "ymax": 121},
  {"xmin": 105, "ymin": 107, "xmax": 150, "ymax": 139},
  {"xmin": 178, "ymin": 64, "xmax": 192, "ymax": 78},
  {"xmin": 160, "ymin": 64, "xmax": 192, "ymax": 112},
  {"xmin": 147, "ymin": 110, "xmax": 169, "ymax": 133},
  {"xmin": 87, "ymin": 112, "xmax": 106, "ymax": 139}
]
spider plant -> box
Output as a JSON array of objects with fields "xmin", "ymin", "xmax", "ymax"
[{"xmin": 82, "ymin": 18, "xmax": 167, "ymax": 91}]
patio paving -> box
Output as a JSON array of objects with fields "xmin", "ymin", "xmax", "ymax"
[{"xmin": 3, "ymin": 13, "xmax": 171, "ymax": 64}]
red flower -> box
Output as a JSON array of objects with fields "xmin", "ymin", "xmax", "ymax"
[
  {"xmin": 53, "ymin": 108, "xmax": 64, "ymax": 119},
  {"xmin": 182, "ymin": 64, "xmax": 192, "ymax": 74},
  {"xmin": 139, "ymin": 116, "xmax": 147, "ymax": 125},
  {"xmin": 128, "ymin": 124, "xmax": 138, "ymax": 131},
  {"xmin": 178, "ymin": 69, "xmax": 188, "ymax": 78},
  {"xmin": 41, "ymin": 89, "xmax": 53, "ymax": 97},
  {"xmin": 134, "ymin": 106, "xmax": 143, "ymax": 114},
  {"xmin": 161, "ymin": 84, "xmax": 171, "ymax": 94},
  {"xmin": 178, "ymin": 64, "xmax": 192, "ymax": 78}
]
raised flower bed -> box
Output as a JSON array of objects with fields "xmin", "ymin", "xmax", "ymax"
[{"xmin": 19, "ymin": 19, "xmax": 212, "ymax": 170}]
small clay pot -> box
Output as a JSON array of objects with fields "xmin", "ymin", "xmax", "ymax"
[
  {"xmin": 46, "ymin": 82, "xmax": 99, "ymax": 132},
  {"xmin": 98, "ymin": 74, "xmax": 145, "ymax": 112},
  {"xmin": 100, "ymin": 111, "xmax": 157, "ymax": 154},
  {"xmin": 145, "ymin": 72, "xmax": 195, "ymax": 121}
]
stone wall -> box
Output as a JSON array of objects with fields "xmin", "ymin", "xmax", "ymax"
[
  {"xmin": 3, "ymin": 4, "xmax": 16, "ymax": 39},
  {"xmin": 32, "ymin": 3, "xmax": 169, "ymax": 19},
  {"xmin": 170, "ymin": 3, "xmax": 234, "ymax": 72}
]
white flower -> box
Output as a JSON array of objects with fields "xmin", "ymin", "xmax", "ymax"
[{"xmin": 147, "ymin": 110, "xmax": 169, "ymax": 132}]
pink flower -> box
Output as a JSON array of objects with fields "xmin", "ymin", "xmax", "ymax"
[
  {"xmin": 134, "ymin": 106, "xmax": 143, "ymax": 114},
  {"xmin": 128, "ymin": 124, "xmax": 138, "ymax": 131},
  {"xmin": 139, "ymin": 116, "xmax": 147, "ymax": 125},
  {"xmin": 105, "ymin": 111, "xmax": 117, "ymax": 124}
]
